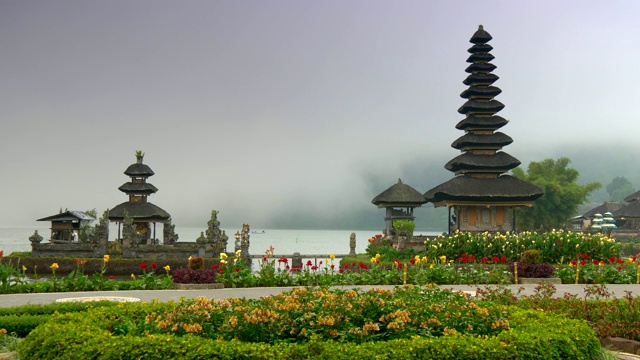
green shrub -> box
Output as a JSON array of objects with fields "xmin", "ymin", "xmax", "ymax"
[{"xmin": 520, "ymin": 250, "xmax": 542, "ymax": 264}]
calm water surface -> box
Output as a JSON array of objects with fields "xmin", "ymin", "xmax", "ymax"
[{"xmin": 0, "ymin": 225, "xmax": 441, "ymax": 257}]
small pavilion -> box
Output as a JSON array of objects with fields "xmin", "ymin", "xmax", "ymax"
[
  {"xmin": 424, "ymin": 25, "xmax": 543, "ymax": 234},
  {"xmin": 372, "ymin": 178, "xmax": 427, "ymax": 236},
  {"xmin": 37, "ymin": 210, "xmax": 95, "ymax": 241},
  {"xmin": 108, "ymin": 152, "xmax": 171, "ymax": 242}
]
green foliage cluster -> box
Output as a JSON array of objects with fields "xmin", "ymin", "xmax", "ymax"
[
  {"xmin": 0, "ymin": 259, "xmax": 173, "ymax": 294},
  {"xmin": 392, "ymin": 219, "xmax": 416, "ymax": 239},
  {"xmin": 606, "ymin": 176, "xmax": 635, "ymax": 202},
  {"xmin": 17, "ymin": 287, "xmax": 599, "ymax": 360},
  {"xmin": 423, "ymin": 230, "xmax": 619, "ymax": 264},
  {"xmin": 520, "ymin": 250, "xmax": 542, "ymax": 264},
  {"xmin": 513, "ymin": 157, "xmax": 601, "ymax": 231},
  {"xmin": 0, "ymin": 256, "xmax": 204, "ymax": 276},
  {"xmin": 0, "ymin": 301, "xmax": 120, "ymax": 337},
  {"xmin": 477, "ymin": 283, "xmax": 640, "ymax": 341}
]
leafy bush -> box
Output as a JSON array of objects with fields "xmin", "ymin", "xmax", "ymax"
[
  {"xmin": 520, "ymin": 250, "xmax": 542, "ymax": 264},
  {"xmin": 171, "ymin": 268, "xmax": 217, "ymax": 284}
]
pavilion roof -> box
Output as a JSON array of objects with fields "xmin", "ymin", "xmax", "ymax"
[
  {"xmin": 118, "ymin": 182, "xmax": 158, "ymax": 194},
  {"xmin": 108, "ymin": 202, "xmax": 171, "ymax": 221},
  {"xmin": 37, "ymin": 210, "xmax": 95, "ymax": 222},
  {"xmin": 424, "ymin": 175, "xmax": 543, "ymax": 205},
  {"xmin": 372, "ymin": 179, "xmax": 427, "ymax": 207},
  {"xmin": 582, "ymin": 201, "xmax": 624, "ymax": 218}
]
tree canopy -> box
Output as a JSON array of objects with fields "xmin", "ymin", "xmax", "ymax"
[
  {"xmin": 512, "ymin": 157, "xmax": 601, "ymax": 231},
  {"xmin": 605, "ymin": 176, "xmax": 635, "ymax": 202}
]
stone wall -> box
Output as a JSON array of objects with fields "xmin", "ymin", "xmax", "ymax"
[{"xmin": 31, "ymin": 243, "xmax": 104, "ymax": 258}]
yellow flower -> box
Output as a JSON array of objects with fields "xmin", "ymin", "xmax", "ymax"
[
  {"xmin": 429, "ymin": 264, "xmax": 434, "ymax": 269},
  {"xmin": 164, "ymin": 265, "xmax": 171, "ymax": 271},
  {"xmin": 103, "ymin": 255, "xmax": 110, "ymax": 263},
  {"xmin": 50, "ymin": 263, "xmax": 59, "ymax": 270},
  {"xmin": 329, "ymin": 254, "xmax": 335, "ymax": 260},
  {"xmin": 439, "ymin": 255, "xmax": 447, "ymax": 264},
  {"xmin": 220, "ymin": 253, "xmax": 228, "ymax": 260},
  {"xmin": 375, "ymin": 253, "xmax": 381, "ymax": 259},
  {"xmin": 22, "ymin": 265, "xmax": 27, "ymax": 272},
  {"xmin": 131, "ymin": 273, "xmax": 136, "ymax": 279},
  {"xmin": 371, "ymin": 257, "xmax": 377, "ymax": 263},
  {"xmin": 599, "ymin": 261, "xmax": 605, "ymax": 267},
  {"xmin": 235, "ymin": 250, "xmax": 242, "ymax": 256}
]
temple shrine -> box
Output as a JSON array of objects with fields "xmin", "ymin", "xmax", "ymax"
[
  {"xmin": 424, "ymin": 25, "xmax": 543, "ymax": 233},
  {"xmin": 108, "ymin": 151, "xmax": 171, "ymax": 242},
  {"xmin": 372, "ymin": 178, "xmax": 426, "ymax": 236}
]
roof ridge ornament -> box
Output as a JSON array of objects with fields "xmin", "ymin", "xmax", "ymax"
[{"xmin": 135, "ymin": 150, "xmax": 145, "ymax": 164}]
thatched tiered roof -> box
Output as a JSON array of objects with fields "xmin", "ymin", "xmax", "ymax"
[
  {"xmin": 372, "ymin": 179, "xmax": 427, "ymax": 208},
  {"xmin": 424, "ymin": 25, "xmax": 543, "ymax": 206}
]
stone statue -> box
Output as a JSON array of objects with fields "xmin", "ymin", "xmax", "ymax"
[
  {"xmin": 240, "ymin": 223, "xmax": 250, "ymax": 258},
  {"xmin": 349, "ymin": 232, "xmax": 356, "ymax": 256},
  {"xmin": 122, "ymin": 212, "xmax": 139, "ymax": 248},
  {"xmin": 205, "ymin": 210, "xmax": 222, "ymax": 251},
  {"xmin": 196, "ymin": 231, "xmax": 208, "ymax": 244},
  {"xmin": 29, "ymin": 230, "xmax": 43, "ymax": 244},
  {"xmin": 89, "ymin": 210, "xmax": 109, "ymax": 245},
  {"xmin": 163, "ymin": 218, "xmax": 179, "ymax": 244},
  {"xmin": 219, "ymin": 230, "xmax": 229, "ymax": 253}
]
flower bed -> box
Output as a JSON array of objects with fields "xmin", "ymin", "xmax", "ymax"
[{"xmin": 17, "ymin": 286, "xmax": 600, "ymax": 359}]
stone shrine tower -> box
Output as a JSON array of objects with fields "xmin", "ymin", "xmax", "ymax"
[
  {"xmin": 424, "ymin": 25, "xmax": 543, "ymax": 233},
  {"xmin": 109, "ymin": 151, "xmax": 171, "ymax": 242}
]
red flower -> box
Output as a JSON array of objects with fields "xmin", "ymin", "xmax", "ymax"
[
  {"xmin": 592, "ymin": 259, "xmax": 599, "ymax": 265},
  {"xmin": 581, "ymin": 260, "xmax": 587, "ymax": 266},
  {"xmin": 234, "ymin": 267, "xmax": 240, "ymax": 272},
  {"xmin": 306, "ymin": 260, "xmax": 313, "ymax": 266},
  {"xmin": 491, "ymin": 256, "xmax": 500, "ymax": 263},
  {"xmin": 410, "ymin": 258, "xmax": 416, "ymax": 265},
  {"xmin": 358, "ymin": 262, "xmax": 368, "ymax": 270},
  {"xmin": 617, "ymin": 258, "xmax": 624, "ymax": 264},
  {"xmin": 109, "ymin": 275, "xmax": 115, "ymax": 280},
  {"xmin": 617, "ymin": 266, "xmax": 622, "ymax": 271},
  {"xmin": 0, "ymin": 251, "xmax": 4, "ymax": 258},
  {"xmin": 311, "ymin": 266, "xmax": 318, "ymax": 271},
  {"xmin": 330, "ymin": 264, "xmax": 335, "ymax": 270},
  {"xmin": 211, "ymin": 265, "xmax": 218, "ymax": 270},
  {"xmin": 609, "ymin": 257, "xmax": 617, "ymax": 263},
  {"xmin": 151, "ymin": 263, "xmax": 157, "ymax": 270},
  {"xmin": 278, "ymin": 257, "xmax": 288, "ymax": 264},
  {"xmin": 139, "ymin": 262, "xmax": 147, "ymax": 270},
  {"xmin": 501, "ymin": 256, "xmax": 508, "ymax": 264},
  {"xmin": 570, "ymin": 260, "xmax": 577, "ymax": 266},
  {"xmin": 344, "ymin": 264, "xmax": 349, "ymax": 269},
  {"xmin": 319, "ymin": 261, "xmax": 323, "ymax": 266},
  {"xmin": 481, "ymin": 257, "xmax": 488, "ymax": 264},
  {"xmin": 469, "ymin": 255, "xmax": 476, "ymax": 262},
  {"xmin": 263, "ymin": 257, "xmax": 267, "ymax": 262},
  {"xmin": 582, "ymin": 253, "xmax": 588, "ymax": 260}
]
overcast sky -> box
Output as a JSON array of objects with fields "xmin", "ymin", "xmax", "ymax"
[{"xmin": 2, "ymin": 1, "xmax": 639, "ymax": 229}]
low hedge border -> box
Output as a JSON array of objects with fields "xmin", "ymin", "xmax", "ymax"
[
  {"xmin": 18, "ymin": 296, "xmax": 600, "ymax": 359},
  {"xmin": 0, "ymin": 301, "xmax": 121, "ymax": 336}
]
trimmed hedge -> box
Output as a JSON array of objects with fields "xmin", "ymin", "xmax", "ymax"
[
  {"xmin": 0, "ymin": 301, "xmax": 121, "ymax": 336},
  {"xmin": 18, "ymin": 295, "xmax": 600, "ymax": 359}
]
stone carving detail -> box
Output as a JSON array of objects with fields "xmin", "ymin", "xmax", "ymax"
[
  {"xmin": 240, "ymin": 223, "xmax": 250, "ymax": 258},
  {"xmin": 163, "ymin": 218, "xmax": 179, "ymax": 244},
  {"xmin": 122, "ymin": 212, "xmax": 139, "ymax": 248},
  {"xmin": 206, "ymin": 210, "xmax": 222, "ymax": 248},
  {"xmin": 92, "ymin": 210, "xmax": 110, "ymax": 246},
  {"xmin": 29, "ymin": 230, "xmax": 43, "ymax": 244},
  {"xmin": 196, "ymin": 231, "xmax": 208, "ymax": 244}
]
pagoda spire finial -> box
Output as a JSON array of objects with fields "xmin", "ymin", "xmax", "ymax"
[{"xmin": 135, "ymin": 150, "xmax": 145, "ymax": 164}]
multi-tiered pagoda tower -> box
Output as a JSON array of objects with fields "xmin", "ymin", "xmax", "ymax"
[
  {"xmin": 424, "ymin": 25, "xmax": 543, "ymax": 233},
  {"xmin": 109, "ymin": 151, "xmax": 171, "ymax": 242}
]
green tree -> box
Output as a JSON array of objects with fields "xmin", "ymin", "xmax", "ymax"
[
  {"xmin": 605, "ymin": 176, "xmax": 635, "ymax": 202},
  {"xmin": 512, "ymin": 157, "xmax": 601, "ymax": 231}
]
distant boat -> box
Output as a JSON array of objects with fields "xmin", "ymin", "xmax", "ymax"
[{"xmin": 251, "ymin": 230, "xmax": 266, "ymax": 234}]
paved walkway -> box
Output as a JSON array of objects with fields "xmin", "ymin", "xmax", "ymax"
[{"xmin": 2, "ymin": 284, "xmax": 640, "ymax": 308}]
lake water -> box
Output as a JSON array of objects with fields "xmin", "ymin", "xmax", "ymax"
[{"xmin": 0, "ymin": 225, "xmax": 441, "ymax": 257}]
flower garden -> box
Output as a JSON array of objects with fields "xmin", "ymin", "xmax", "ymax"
[{"xmin": 2, "ymin": 229, "xmax": 640, "ymax": 358}]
